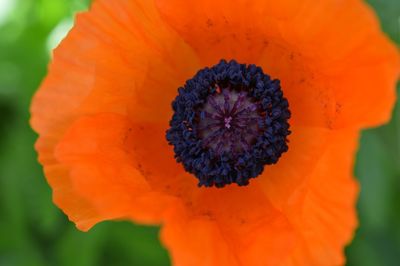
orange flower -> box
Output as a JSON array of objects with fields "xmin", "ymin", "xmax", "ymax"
[{"xmin": 31, "ymin": 0, "xmax": 399, "ymax": 265}]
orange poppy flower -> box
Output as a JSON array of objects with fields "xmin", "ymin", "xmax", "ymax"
[{"xmin": 31, "ymin": 0, "xmax": 399, "ymax": 265}]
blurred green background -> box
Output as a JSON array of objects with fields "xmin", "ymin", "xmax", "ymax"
[{"xmin": 0, "ymin": 0, "xmax": 398, "ymax": 265}]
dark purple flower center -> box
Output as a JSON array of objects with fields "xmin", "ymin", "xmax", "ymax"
[
  {"xmin": 198, "ymin": 88, "xmax": 264, "ymax": 156},
  {"xmin": 166, "ymin": 60, "xmax": 291, "ymax": 188}
]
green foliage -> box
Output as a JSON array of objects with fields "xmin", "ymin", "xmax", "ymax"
[
  {"xmin": 0, "ymin": 0, "xmax": 398, "ymax": 265},
  {"xmin": 345, "ymin": 1, "xmax": 400, "ymax": 265}
]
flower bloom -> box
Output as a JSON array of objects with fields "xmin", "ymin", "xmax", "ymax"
[{"xmin": 31, "ymin": 0, "xmax": 399, "ymax": 265}]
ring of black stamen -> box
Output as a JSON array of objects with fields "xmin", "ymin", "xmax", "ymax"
[{"xmin": 166, "ymin": 59, "xmax": 291, "ymax": 188}]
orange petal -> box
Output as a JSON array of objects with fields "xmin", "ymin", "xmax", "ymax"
[
  {"xmin": 155, "ymin": 0, "xmax": 289, "ymax": 65},
  {"xmin": 258, "ymin": 43, "xmax": 337, "ymax": 128},
  {"xmin": 156, "ymin": 0, "xmax": 399, "ymax": 129},
  {"xmin": 283, "ymin": 129, "xmax": 360, "ymax": 265},
  {"xmin": 31, "ymin": 0, "xmax": 199, "ymax": 130},
  {"xmin": 162, "ymin": 184, "xmax": 296, "ymax": 266},
  {"xmin": 30, "ymin": 2, "xmax": 389, "ymax": 263},
  {"xmin": 30, "ymin": 0, "xmax": 200, "ymax": 229},
  {"xmin": 54, "ymin": 113, "xmax": 170, "ymax": 229},
  {"xmin": 322, "ymin": 37, "xmax": 399, "ymax": 128},
  {"xmin": 31, "ymin": 0, "xmax": 199, "ymax": 185},
  {"xmin": 159, "ymin": 126, "xmax": 358, "ymax": 266},
  {"xmin": 161, "ymin": 210, "xmax": 241, "ymax": 266},
  {"xmin": 259, "ymin": 126, "xmax": 331, "ymax": 213},
  {"xmin": 266, "ymin": 0, "xmax": 400, "ymax": 128}
]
